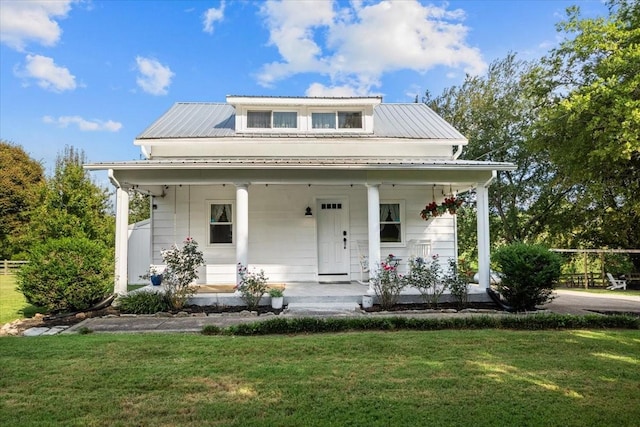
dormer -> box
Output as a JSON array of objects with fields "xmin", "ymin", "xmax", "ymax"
[{"xmin": 226, "ymin": 95, "xmax": 382, "ymax": 134}]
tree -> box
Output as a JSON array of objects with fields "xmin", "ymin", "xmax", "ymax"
[
  {"xmin": 27, "ymin": 146, "xmax": 115, "ymax": 247},
  {"xmin": 128, "ymin": 190, "xmax": 150, "ymax": 224},
  {"xmin": 529, "ymin": 0, "xmax": 640, "ymax": 268},
  {"xmin": 424, "ymin": 54, "xmax": 570, "ymax": 258},
  {"xmin": 0, "ymin": 141, "xmax": 44, "ymax": 259}
]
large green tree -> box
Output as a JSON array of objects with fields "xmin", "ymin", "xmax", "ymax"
[
  {"xmin": 529, "ymin": 0, "xmax": 640, "ymax": 267},
  {"xmin": 424, "ymin": 54, "xmax": 569, "ymax": 260},
  {"xmin": 0, "ymin": 141, "xmax": 44, "ymax": 259},
  {"xmin": 27, "ymin": 146, "xmax": 115, "ymax": 247}
]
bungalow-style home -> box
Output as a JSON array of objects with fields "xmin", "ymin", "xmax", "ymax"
[{"xmin": 86, "ymin": 96, "xmax": 515, "ymax": 296}]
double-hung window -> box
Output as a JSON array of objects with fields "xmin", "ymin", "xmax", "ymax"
[
  {"xmin": 247, "ymin": 111, "xmax": 297, "ymax": 129},
  {"xmin": 379, "ymin": 202, "xmax": 404, "ymax": 244},
  {"xmin": 209, "ymin": 202, "xmax": 233, "ymax": 244},
  {"xmin": 312, "ymin": 111, "xmax": 363, "ymax": 129}
]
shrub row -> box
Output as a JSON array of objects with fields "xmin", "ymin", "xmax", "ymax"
[
  {"xmin": 117, "ymin": 291, "xmax": 173, "ymax": 314},
  {"xmin": 201, "ymin": 313, "xmax": 639, "ymax": 336}
]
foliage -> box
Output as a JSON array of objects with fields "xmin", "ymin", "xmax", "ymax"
[
  {"xmin": 17, "ymin": 237, "xmax": 113, "ymax": 312},
  {"xmin": 268, "ymin": 287, "xmax": 284, "ymax": 298},
  {"xmin": 128, "ymin": 189, "xmax": 151, "ymax": 224},
  {"xmin": 425, "ymin": 54, "xmax": 567, "ymax": 252},
  {"xmin": 160, "ymin": 237, "xmax": 204, "ymax": 309},
  {"xmin": 0, "ymin": 141, "xmax": 45, "ymax": 259},
  {"xmin": 444, "ymin": 258, "xmax": 469, "ymax": 309},
  {"xmin": 404, "ymin": 255, "xmax": 444, "ymax": 308},
  {"xmin": 527, "ymin": 1, "xmax": 640, "ymax": 268},
  {"xmin": 420, "ymin": 196, "xmax": 463, "ymax": 220},
  {"xmin": 117, "ymin": 290, "xmax": 172, "ymax": 314},
  {"xmin": 371, "ymin": 254, "xmax": 405, "ymax": 309},
  {"xmin": 236, "ymin": 263, "xmax": 269, "ymax": 311},
  {"xmin": 219, "ymin": 313, "xmax": 638, "ymax": 336},
  {"xmin": 27, "ymin": 146, "xmax": 114, "ymax": 248},
  {"xmin": 492, "ymin": 243, "xmax": 562, "ymax": 311}
]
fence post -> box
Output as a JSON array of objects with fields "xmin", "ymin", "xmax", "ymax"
[{"xmin": 3, "ymin": 259, "xmax": 7, "ymax": 276}]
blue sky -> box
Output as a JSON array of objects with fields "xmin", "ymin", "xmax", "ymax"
[{"xmin": 1, "ymin": 0, "xmax": 608, "ymax": 177}]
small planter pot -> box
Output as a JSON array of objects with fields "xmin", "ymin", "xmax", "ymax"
[
  {"xmin": 362, "ymin": 294, "xmax": 374, "ymax": 309},
  {"xmin": 271, "ymin": 296, "xmax": 284, "ymax": 310},
  {"xmin": 150, "ymin": 274, "xmax": 163, "ymax": 286}
]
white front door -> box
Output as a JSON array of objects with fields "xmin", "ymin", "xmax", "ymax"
[{"xmin": 317, "ymin": 199, "xmax": 350, "ymax": 281}]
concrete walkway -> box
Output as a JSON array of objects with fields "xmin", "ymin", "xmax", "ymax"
[{"xmin": 20, "ymin": 289, "xmax": 639, "ymax": 336}]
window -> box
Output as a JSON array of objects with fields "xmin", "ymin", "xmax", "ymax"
[
  {"xmin": 312, "ymin": 111, "xmax": 363, "ymax": 129},
  {"xmin": 247, "ymin": 111, "xmax": 297, "ymax": 129},
  {"xmin": 209, "ymin": 203, "xmax": 233, "ymax": 244},
  {"xmin": 380, "ymin": 203, "xmax": 402, "ymax": 243}
]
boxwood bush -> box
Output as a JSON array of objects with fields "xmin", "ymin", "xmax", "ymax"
[
  {"xmin": 17, "ymin": 237, "xmax": 113, "ymax": 312},
  {"xmin": 492, "ymin": 243, "xmax": 562, "ymax": 311}
]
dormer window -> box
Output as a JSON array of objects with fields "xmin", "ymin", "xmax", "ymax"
[
  {"xmin": 247, "ymin": 111, "xmax": 297, "ymax": 129},
  {"xmin": 312, "ymin": 111, "xmax": 363, "ymax": 129}
]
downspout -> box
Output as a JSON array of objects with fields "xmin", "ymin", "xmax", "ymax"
[
  {"xmin": 108, "ymin": 169, "xmax": 120, "ymax": 189},
  {"xmin": 140, "ymin": 145, "xmax": 151, "ymax": 159},
  {"xmin": 452, "ymin": 144, "xmax": 464, "ymax": 160}
]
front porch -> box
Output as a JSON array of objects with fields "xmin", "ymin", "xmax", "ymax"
[{"xmin": 184, "ymin": 281, "xmax": 493, "ymax": 308}]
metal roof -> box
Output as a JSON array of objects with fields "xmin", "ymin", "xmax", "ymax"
[
  {"xmin": 86, "ymin": 157, "xmax": 515, "ymax": 171},
  {"xmin": 136, "ymin": 102, "xmax": 465, "ymax": 141}
]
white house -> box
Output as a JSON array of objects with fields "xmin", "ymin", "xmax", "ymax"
[{"xmin": 86, "ymin": 96, "xmax": 515, "ymax": 296}]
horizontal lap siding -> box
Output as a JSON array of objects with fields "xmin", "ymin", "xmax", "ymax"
[{"xmin": 150, "ymin": 184, "xmax": 457, "ymax": 284}]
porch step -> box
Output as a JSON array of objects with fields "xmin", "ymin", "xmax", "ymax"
[{"xmin": 285, "ymin": 302, "xmax": 361, "ymax": 315}]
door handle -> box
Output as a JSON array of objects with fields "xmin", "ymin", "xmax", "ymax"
[{"xmin": 343, "ymin": 237, "xmax": 347, "ymax": 249}]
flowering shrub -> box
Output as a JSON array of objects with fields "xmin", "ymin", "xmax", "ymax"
[
  {"xmin": 371, "ymin": 254, "xmax": 405, "ymax": 309},
  {"xmin": 405, "ymin": 254, "xmax": 445, "ymax": 308},
  {"xmin": 420, "ymin": 196, "xmax": 463, "ymax": 220},
  {"xmin": 444, "ymin": 259, "xmax": 469, "ymax": 309},
  {"xmin": 160, "ymin": 237, "xmax": 204, "ymax": 309},
  {"xmin": 236, "ymin": 263, "xmax": 269, "ymax": 311}
]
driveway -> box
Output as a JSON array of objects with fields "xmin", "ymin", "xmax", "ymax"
[{"xmin": 545, "ymin": 289, "xmax": 640, "ymax": 315}]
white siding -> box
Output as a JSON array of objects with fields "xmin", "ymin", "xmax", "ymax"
[{"xmin": 149, "ymin": 184, "xmax": 457, "ymax": 284}]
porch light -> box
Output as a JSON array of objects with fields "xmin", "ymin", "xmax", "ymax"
[{"xmin": 305, "ymin": 207, "xmax": 313, "ymax": 216}]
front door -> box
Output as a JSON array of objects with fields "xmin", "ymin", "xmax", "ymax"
[{"xmin": 317, "ymin": 199, "xmax": 350, "ymax": 281}]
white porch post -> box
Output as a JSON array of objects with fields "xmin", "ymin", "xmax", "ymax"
[
  {"xmin": 114, "ymin": 186, "xmax": 129, "ymax": 295},
  {"xmin": 476, "ymin": 182, "xmax": 491, "ymax": 290},
  {"xmin": 366, "ymin": 184, "xmax": 381, "ymax": 294},
  {"xmin": 235, "ymin": 183, "xmax": 249, "ymax": 285}
]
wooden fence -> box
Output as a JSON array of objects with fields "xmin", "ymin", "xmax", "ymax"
[{"xmin": 1, "ymin": 260, "xmax": 28, "ymax": 275}]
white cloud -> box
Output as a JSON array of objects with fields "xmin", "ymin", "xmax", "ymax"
[
  {"xmin": 16, "ymin": 54, "xmax": 77, "ymax": 92},
  {"xmin": 43, "ymin": 115, "xmax": 123, "ymax": 132},
  {"xmin": 135, "ymin": 56, "xmax": 174, "ymax": 95},
  {"xmin": 0, "ymin": 0, "xmax": 74, "ymax": 51},
  {"xmin": 203, "ymin": 2, "xmax": 225, "ymax": 33},
  {"xmin": 305, "ymin": 82, "xmax": 362, "ymax": 97},
  {"xmin": 257, "ymin": 0, "xmax": 486, "ymax": 94}
]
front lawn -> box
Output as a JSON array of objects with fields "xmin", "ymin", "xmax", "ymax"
[
  {"xmin": 0, "ymin": 275, "xmax": 43, "ymax": 324},
  {"xmin": 558, "ymin": 287, "xmax": 640, "ymax": 296},
  {"xmin": 1, "ymin": 330, "xmax": 638, "ymax": 426}
]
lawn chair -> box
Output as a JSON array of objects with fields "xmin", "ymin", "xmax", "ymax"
[{"xmin": 606, "ymin": 273, "xmax": 627, "ymax": 290}]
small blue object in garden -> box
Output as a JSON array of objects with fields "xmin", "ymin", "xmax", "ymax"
[{"xmin": 150, "ymin": 274, "xmax": 163, "ymax": 286}]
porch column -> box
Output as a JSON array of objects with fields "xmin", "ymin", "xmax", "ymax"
[
  {"xmin": 366, "ymin": 184, "xmax": 381, "ymax": 294},
  {"xmin": 114, "ymin": 186, "xmax": 129, "ymax": 295},
  {"xmin": 235, "ymin": 183, "xmax": 249, "ymax": 285},
  {"xmin": 476, "ymin": 182, "xmax": 491, "ymax": 290}
]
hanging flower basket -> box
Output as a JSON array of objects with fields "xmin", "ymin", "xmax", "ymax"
[{"xmin": 420, "ymin": 196, "xmax": 463, "ymax": 220}]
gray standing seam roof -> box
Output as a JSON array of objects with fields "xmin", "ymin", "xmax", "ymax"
[{"xmin": 136, "ymin": 102, "xmax": 465, "ymax": 141}]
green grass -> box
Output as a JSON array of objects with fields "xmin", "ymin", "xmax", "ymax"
[
  {"xmin": 0, "ymin": 275, "xmax": 44, "ymax": 324},
  {"xmin": 1, "ymin": 330, "xmax": 639, "ymax": 426}
]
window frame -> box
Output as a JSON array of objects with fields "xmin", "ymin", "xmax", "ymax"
[
  {"xmin": 310, "ymin": 110, "xmax": 364, "ymax": 130},
  {"xmin": 207, "ymin": 200, "xmax": 235, "ymax": 246},
  {"xmin": 379, "ymin": 200, "xmax": 405, "ymax": 247},
  {"xmin": 246, "ymin": 110, "xmax": 298, "ymax": 130}
]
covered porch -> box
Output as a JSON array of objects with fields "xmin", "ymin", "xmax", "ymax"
[{"xmin": 87, "ymin": 158, "xmax": 514, "ymax": 298}]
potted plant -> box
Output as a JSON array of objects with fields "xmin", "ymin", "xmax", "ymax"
[
  {"xmin": 140, "ymin": 265, "xmax": 164, "ymax": 286},
  {"xmin": 268, "ymin": 287, "xmax": 284, "ymax": 310}
]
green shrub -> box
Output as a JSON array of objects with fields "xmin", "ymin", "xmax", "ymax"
[
  {"xmin": 492, "ymin": 243, "xmax": 562, "ymax": 311},
  {"xmin": 17, "ymin": 237, "xmax": 113, "ymax": 312},
  {"xmin": 236, "ymin": 263, "xmax": 268, "ymax": 311},
  {"xmin": 117, "ymin": 290, "xmax": 172, "ymax": 314},
  {"xmin": 371, "ymin": 255, "xmax": 405, "ymax": 309},
  {"xmin": 207, "ymin": 313, "xmax": 638, "ymax": 336}
]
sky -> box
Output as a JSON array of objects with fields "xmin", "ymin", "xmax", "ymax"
[{"xmin": 0, "ymin": 0, "xmax": 609, "ymax": 180}]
